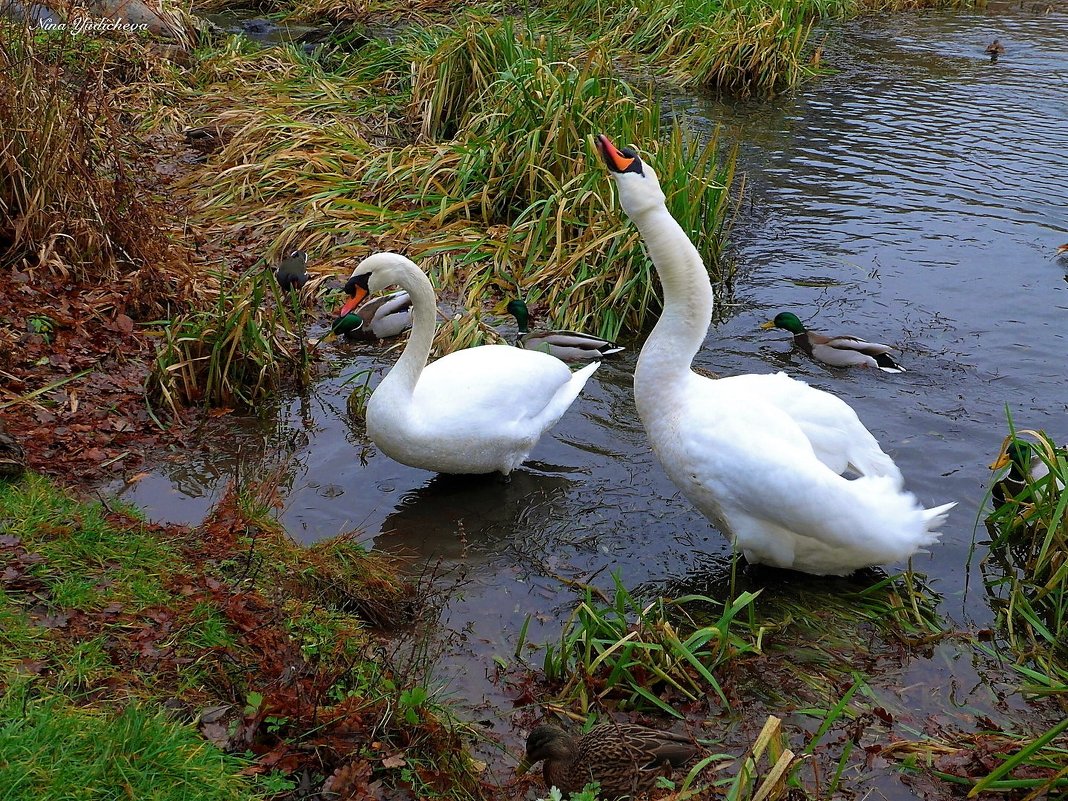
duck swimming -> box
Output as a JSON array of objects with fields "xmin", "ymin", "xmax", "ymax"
[
  {"xmin": 506, "ymin": 299, "xmax": 623, "ymax": 362},
  {"xmin": 762, "ymin": 311, "xmax": 905, "ymax": 372},
  {"xmin": 335, "ymin": 272, "xmax": 413, "ymax": 340},
  {"xmin": 597, "ymin": 134, "xmax": 953, "ymax": 575}
]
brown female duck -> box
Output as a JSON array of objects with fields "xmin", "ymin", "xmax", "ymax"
[{"xmin": 517, "ymin": 722, "xmax": 697, "ymax": 799}]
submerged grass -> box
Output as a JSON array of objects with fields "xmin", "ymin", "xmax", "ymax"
[
  {"xmin": 537, "ymin": 574, "xmax": 762, "ymax": 718},
  {"xmin": 530, "ymin": 569, "xmax": 946, "ymax": 722}
]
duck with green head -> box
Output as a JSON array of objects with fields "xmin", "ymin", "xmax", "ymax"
[
  {"xmin": 506, "ymin": 299, "xmax": 623, "ymax": 363},
  {"xmin": 990, "ymin": 436, "xmax": 1065, "ymax": 506},
  {"xmin": 762, "ymin": 311, "xmax": 905, "ymax": 372},
  {"xmin": 331, "ymin": 271, "xmax": 413, "ymax": 341},
  {"xmin": 517, "ymin": 722, "xmax": 697, "ymax": 800}
]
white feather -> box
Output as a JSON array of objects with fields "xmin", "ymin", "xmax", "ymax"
[
  {"xmin": 602, "ymin": 137, "xmax": 954, "ymax": 575},
  {"xmin": 353, "ymin": 254, "xmax": 598, "ymax": 475}
]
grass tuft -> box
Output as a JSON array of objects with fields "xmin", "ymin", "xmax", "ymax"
[
  {"xmin": 0, "ymin": 685, "xmax": 256, "ymax": 801},
  {"xmin": 0, "ymin": 27, "xmax": 196, "ymax": 317}
]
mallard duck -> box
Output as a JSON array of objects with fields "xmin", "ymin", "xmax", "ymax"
[
  {"xmin": 335, "ymin": 273, "xmax": 413, "ymax": 340},
  {"xmin": 761, "ymin": 311, "xmax": 905, "ymax": 373},
  {"xmin": 348, "ymin": 253, "xmax": 599, "ymax": 475},
  {"xmin": 517, "ymin": 723, "xmax": 697, "ymax": 799},
  {"xmin": 505, "ymin": 299, "xmax": 624, "ymax": 363},
  {"xmin": 985, "ymin": 39, "xmax": 1005, "ymax": 57},
  {"xmin": 598, "ymin": 134, "xmax": 953, "ymax": 575},
  {"xmin": 990, "ymin": 437, "xmax": 1065, "ymax": 506},
  {"xmin": 274, "ymin": 250, "xmax": 308, "ymax": 293}
]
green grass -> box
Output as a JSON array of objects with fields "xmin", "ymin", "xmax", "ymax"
[
  {"xmin": 0, "ymin": 684, "xmax": 257, "ymax": 801},
  {"xmin": 533, "ymin": 573, "xmax": 763, "ymax": 718},
  {"xmin": 983, "ymin": 418, "xmax": 1067, "ymax": 685},
  {"xmin": 0, "ymin": 473, "xmax": 176, "ymax": 614},
  {"xmin": 148, "ymin": 268, "xmax": 317, "ymax": 412},
  {"xmin": 0, "ymin": 474, "xmax": 490, "ymax": 798}
]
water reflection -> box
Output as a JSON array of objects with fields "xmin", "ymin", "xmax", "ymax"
[{"xmin": 373, "ymin": 468, "xmax": 579, "ymax": 567}]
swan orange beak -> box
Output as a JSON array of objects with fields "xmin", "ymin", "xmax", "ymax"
[
  {"xmin": 337, "ymin": 285, "xmax": 369, "ymax": 317},
  {"xmin": 596, "ymin": 134, "xmax": 635, "ymax": 173}
]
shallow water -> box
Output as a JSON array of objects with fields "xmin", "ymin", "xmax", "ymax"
[{"xmin": 120, "ymin": 3, "xmax": 1068, "ymax": 794}]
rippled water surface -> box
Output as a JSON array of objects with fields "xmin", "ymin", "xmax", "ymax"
[{"xmin": 120, "ymin": 4, "xmax": 1068, "ymax": 793}]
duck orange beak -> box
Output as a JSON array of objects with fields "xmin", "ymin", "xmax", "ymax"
[
  {"xmin": 337, "ymin": 285, "xmax": 369, "ymax": 317},
  {"xmin": 760, "ymin": 320, "xmax": 777, "ymax": 330},
  {"xmin": 596, "ymin": 134, "xmax": 635, "ymax": 173}
]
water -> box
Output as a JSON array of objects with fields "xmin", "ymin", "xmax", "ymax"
[{"xmin": 119, "ymin": 4, "xmax": 1068, "ymax": 794}]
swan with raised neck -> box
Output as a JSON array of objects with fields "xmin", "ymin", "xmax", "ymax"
[
  {"xmin": 597, "ymin": 135, "xmax": 954, "ymax": 575},
  {"xmin": 347, "ymin": 253, "xmax": 600, "ymax": 475}
]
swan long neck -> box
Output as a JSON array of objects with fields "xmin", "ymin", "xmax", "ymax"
[
  {"xmin": 631, "ymin": 205, "xmax": 714, "ymax": 385},
  {"xmin": 377, "ymin": 263, "xmax": 437, "ymax": 398}
]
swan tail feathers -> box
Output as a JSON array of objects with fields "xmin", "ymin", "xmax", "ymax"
[
  {"xmin": 571, "ymin": 360, "xmax": 601, "ymax": 385},
  {"xmin": 848, "ymin": 476, "xmax": 953, "ymax": 558},
  {"xmin": 536, "ymin": 360, "xmax": 600, "ymax": 429},
  {"xmin": 847, "ymin": 446, "xmax": 905, "ymax": 486},
  {"xmin": 922, "ymin": 501, "xmax": 956, "ymax": 533}
]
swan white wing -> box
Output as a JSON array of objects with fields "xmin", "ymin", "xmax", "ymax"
[
  {"xmin": 713, "ymin": 371, "xmax": 904, "ymax": 486},
  {"xmin": 413, "ymin": 346, "xmax": 598, "ymax": 439},
  {"xmin": 671, "ymin": 393, "xmax": 951, "ymax": 574}
]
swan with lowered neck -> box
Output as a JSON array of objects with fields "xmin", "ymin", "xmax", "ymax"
[
  {"xmin": 597, "ymin": 134, "xmax": 954, "ymax": 575},
  {"xmin": 334, "ymin": 272, "xmax": 412, "ymax": 340},
  {"xmin": 347, "ymin": 253, "xmax": 599, "ymax": 475}
]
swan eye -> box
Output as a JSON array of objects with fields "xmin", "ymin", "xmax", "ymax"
[
  {"xmin": 345, "ymin": 273, "xmax": 371, "ymax": 295},
  {"xmin": 618, "ymin": 147, "xmax": 645, "ymax": 176}
]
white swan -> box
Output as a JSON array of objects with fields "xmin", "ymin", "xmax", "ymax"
[
  {"xmin": 597, "ymin": 135, "xmax": 954, "ymax": 575},
  {"xmin": 350, "ymin": 253, "xmax": 600, "ymax": 475}
]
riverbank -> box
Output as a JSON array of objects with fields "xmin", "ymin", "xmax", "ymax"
[
  {"xmin": 2, "ymin": 1, "xmax": 1066, "ymax": 799},
  {"xmin": 0, "ymin": 474, "xmax": 502, "ymax": 799}
]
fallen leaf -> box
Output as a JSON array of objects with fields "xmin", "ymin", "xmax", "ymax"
[
  {"xmin": 198, "ymin": 705, "xmax": 232, "ymax": 724},
  {"xmin": 33, "ymin": 610, "xmax": 70, "ymax": 629},
  {"xmin": 201, "ymin": 721, "xmax": 230, "ymax": 748},
  {"xmin": 381, "ymin": 754, "xmax": 406, "ymax": 769}
]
